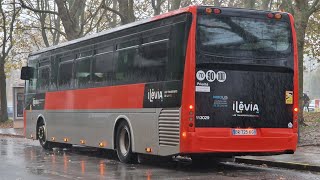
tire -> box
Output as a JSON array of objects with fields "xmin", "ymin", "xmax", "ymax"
[
  {"xmin": 37, "ymin": 120, "xmax": 52, "ymax": 150},
  {"xmin": 115, "ymin": 121, "xmax": 136, "ymax": 163}
]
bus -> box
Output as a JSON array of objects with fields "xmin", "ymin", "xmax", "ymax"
[{"xmin": 20, "ymin": 6, "xmax": 299, "ymax": 163}]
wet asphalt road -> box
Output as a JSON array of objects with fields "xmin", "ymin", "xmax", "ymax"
[{"xmin": 0, "ymin": 136, "xmax": 320, "ymax": 180}]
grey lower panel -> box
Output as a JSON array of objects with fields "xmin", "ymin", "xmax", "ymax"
[{"xmin": 25, "ymin": 108, "xmax": 180, "ymax": 156}]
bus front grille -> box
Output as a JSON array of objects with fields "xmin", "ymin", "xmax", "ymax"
[{"xmin": 158, "ymin": 108, "xmax": 180, "ymax": 146}]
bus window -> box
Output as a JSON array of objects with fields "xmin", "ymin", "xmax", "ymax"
[
  {"xmin": 58, "ymin": 62, "xmax": 74, "ymax": 89},
  {"xmin": 139, "ymin": 37, "xmax": 168, "ymax": 82},
  {"xmin": 92, "ymin": 51, "xmax": 113, "ymax": 86},
  {"xmin": 50, "ymin": 56, "xmax": 59, "ymax": 91},
  {"xmin": 115, "ymin": 48, "xmax": 137, "ymax": 85},
  {"xmin": 114, "ymin": 38, "xmax": 140, "ymax": 85},
  {"xmin": 167, "ymin": 22, "xmax": 188, "ymax": 81},
  {"xmin": 37, "ymin": 66, "xmax": 50, "ymax": 92},
  {"xmin": 75, "ymin": 58, "xmax": 91, "ymax": 88},
  {"xmin": 25, "ymin": 61, "xmax": 37, "ymax": 94},
  {"xmin": 197, "ymin": 14, "xmax": 292, "ymax": 67}
]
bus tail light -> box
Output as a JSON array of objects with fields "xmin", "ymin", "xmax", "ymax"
[
  {"xmin": 293, "ymin": 107, "xmax": 299, "ymax": 131},
  {"xmin": 274, "ymin": 13, "xmax": 282, "ymax": 19},
  {"xmin": 188, "ymin": 104, "xmax": 195, "ymax": 132},
  {"xmin": 182, "ymin": 132, "xmax": 187, "ymax": 138},
  {"xmin": 205, "ymin": 8, "xmax": 213, "ymax": 14},
  {"xmin": 267, "ymin": 13, "xmax": 274, "ymax": 19},
  {"xmin": 213, "ymin": 8, "xmax": 221, "ymax": 14},
  {"xmin": 205, "ymin": 8, "xmax": 221, "ymax": 14}
]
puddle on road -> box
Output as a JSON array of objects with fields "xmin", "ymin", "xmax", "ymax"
[{"xmin": 2, "ymin": 137, "xmax": 320, "ymax": 180}]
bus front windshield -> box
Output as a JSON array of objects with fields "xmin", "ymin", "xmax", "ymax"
[{"xmin": 197, "ymin": 14, "xmax": 292, "ymax": 59}]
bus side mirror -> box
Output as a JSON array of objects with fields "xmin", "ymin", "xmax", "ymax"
[{"xmin": 20, "ymin": 66, "xmax": 33, "ymax": 80}]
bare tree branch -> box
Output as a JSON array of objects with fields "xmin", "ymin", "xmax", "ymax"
[
  {"xmin": 5, "ymin": 1, "xmax": 20, "ymax": 57},
  {"xmin": 0, "ymin": 0, "xmax": 7, "ymax": 58},
  {"xmin": 18, "ymin": 0, "xmax": 59, "ymax": 15},
  {"xmin": 308, "ymin": 0, "xmax": 320, "ymax": 16},
  {"xmin": 101, "ymin": 0, "xmax": 125, "ymax": 22}
]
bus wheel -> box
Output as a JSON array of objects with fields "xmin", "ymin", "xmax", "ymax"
[
  {"xmin": 37, "ymin": 121, "xmax": 51, "ymax": 150},
  {"xmin": 116, "ymin": 121, "xmax": 136, "ymax": 163}
]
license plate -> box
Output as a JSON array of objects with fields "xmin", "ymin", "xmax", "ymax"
[{"xmin": 232, "ymin": 129, "xmax": 257, "ymax": 135}]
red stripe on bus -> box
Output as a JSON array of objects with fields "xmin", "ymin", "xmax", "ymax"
[
  {"xmin": 180, "ymin": 128, "xmax": 297, "ymax": 153},
  {"xmin": 45, "ymin": 84, "xmax": 145, "ymax": 110},
  {"xmin": 180, "ymin": 6, "xmax": 197, "ymax": 152},
  {"xmin": 288, "ymin": 13, "xmax": 299, "ymax": 132}
]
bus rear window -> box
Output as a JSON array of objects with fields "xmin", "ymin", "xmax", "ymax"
[{"xmin": 197, "ymin": 15, "xmax": 292, "ymax": 59}]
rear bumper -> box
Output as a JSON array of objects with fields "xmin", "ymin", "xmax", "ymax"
[{"xmin": 180, "ymin": 128, "xmax": 298, "ymax": 155}]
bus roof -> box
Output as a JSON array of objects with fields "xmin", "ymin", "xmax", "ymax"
[
  {"xmin": 30, "ymin": 6, "xmax": 193, "ymax": 56},
  {"xmin": 30, "ymin": 5, "xmax": 287, "ymax": 57}
]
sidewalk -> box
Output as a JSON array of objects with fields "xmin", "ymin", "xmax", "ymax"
[
  {"xmin": 0, "ymin": 128, "xmax": 24, "ymax": 137},
  {"xmin": 235, "ymin": 146, "xmax": 320, "ymax": 172}
]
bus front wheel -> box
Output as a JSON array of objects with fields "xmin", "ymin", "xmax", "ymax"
[
  {"xmin": 37, "ymin": 121, "xmax": 51, "ymax": 150},
  {"xmin": 115, "ymin": 121, "xmax": 136, "ymax": 163}
]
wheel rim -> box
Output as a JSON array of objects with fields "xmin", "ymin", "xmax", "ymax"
[
  {"xmin": 38, "ymin": 125, "xmax": 46, "ymax": 145},
  {"xmin": 119, "ymin": 127, "xmax": 130, "ymax": 156}
]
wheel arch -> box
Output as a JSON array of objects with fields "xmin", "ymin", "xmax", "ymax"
[{"xmin": 113, "ymin": 115, "xmax": 135, "ymax": 151}]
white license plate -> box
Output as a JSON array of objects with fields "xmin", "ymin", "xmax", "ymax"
[{"xmin": 232, "ymin": 129, "xmax": 257, "ymax": 135}]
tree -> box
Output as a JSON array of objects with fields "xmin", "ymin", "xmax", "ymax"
[
  {"xmin": 0, "ymin": 0, "xmax": 20, "ymax": 122},
  {"xmin": 102, "ymin": 0, "xmax": 136, "ymax": 25},
  {"xmin": 20, "ymin": 0, "xmax": 108, "ymax": 41},
  {"xmin": 243, "ymin": 0, "xmax": 255, "ymax": 8},
  {"xmin": 279, "ymin": 0, "xmax": 320, "ymax": 125},
  {"xmin": 168, "ymin": 0, "xmax": 181, "ymax": 11},
  {"xmin": 151, "ymin": 0, "xmax": 165, "ymax": 15},
  {"xmin": 29, "ymin": 0, "xmax": 60, "ymax": 46},
  {"xmin": 53, "ymin": 0, "xmax": 86, "ymax": 40},
  {"xmin": 305, "ymin": 12, "xmax": 320, "ymax": 63}
]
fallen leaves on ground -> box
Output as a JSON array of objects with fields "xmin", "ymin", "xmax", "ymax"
[
  {"xmin": 0, "ymin": 120, "xmax": 13, "ymax": 128},
  {"xmin": 300, "ymin": 112, "xmax": 320, "ymax": 146}
]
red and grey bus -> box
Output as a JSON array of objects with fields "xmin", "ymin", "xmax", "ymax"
[{"xmin": 21, "ymin": 6, "xmax": 299, "ymax": 163}]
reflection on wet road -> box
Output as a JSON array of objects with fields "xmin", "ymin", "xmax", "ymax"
[{"xmin": 0, "ymin": 136, "xmax": 320, "ymax": 180}]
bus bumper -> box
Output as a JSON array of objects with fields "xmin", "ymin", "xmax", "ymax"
[{"xmin": 180, "ymin": 128, "xmax": 298, "ymax": 155}]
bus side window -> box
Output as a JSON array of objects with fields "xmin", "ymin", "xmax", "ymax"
[
  {"xmin": 37, "ymin": 66, "xmax": 50, "ymax": 92},
  {"xmin": 138, "ymin": 33, "xmax": 168, "ymax": 82},
  {"xmin": 58, "ymin": 62, "xmax": 74, "ymax": 90},
  {"xmin": 75, "ymin": 58, "xmax": 91, "ymax": 88},
  {"xmin": 50, "ymin": 56, "xmax": 59, "ymax": 91},
  {"xmin": 92, "ymin": 51, "xmax": 113, "ymax": 86},
  {"xmin": 114, "ymin": 38, "xmax": 140, "ymax": 85},
  {"xmin": 167, "ymin": 22, "xmax": 188, "ymax": 81},
  {"xmin": 25, "ymin": 60, "xmax": 38, "ymax": 106}
]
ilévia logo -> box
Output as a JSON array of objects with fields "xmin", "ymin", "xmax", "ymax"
[
  {"xmin": 232, "ymin": 101, "xmax": 259, "ymax": 114},
  {"xmin": 196, "ymin": 70, "xmax": 226, "ymax": 82},
  {"xmin": 147, "ymin": 89, "xmax": 163, "ymax": 102}
]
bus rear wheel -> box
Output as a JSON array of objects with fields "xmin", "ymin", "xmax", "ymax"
[
  {"xmin": 115, "ymin": 121, "xmax": 136, "ymax": 163},
  {"xmin": 37, "ymin": 121, "xmax": 51, "ymax": 150}
]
